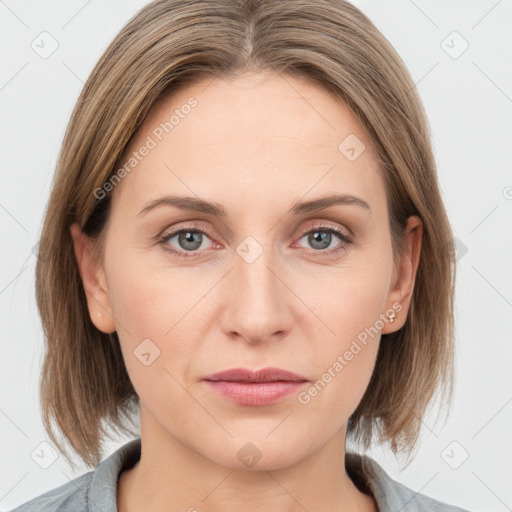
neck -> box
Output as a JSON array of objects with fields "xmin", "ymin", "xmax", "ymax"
[{"xmin": 117, "ymin": 406, "xmax": 376, "ymax": 512}]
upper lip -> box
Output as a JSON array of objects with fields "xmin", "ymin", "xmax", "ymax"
[{"xmin": 203, "ymin": 367, "xmax": 308, "ymax": 383}]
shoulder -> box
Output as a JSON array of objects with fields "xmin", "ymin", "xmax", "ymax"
[
  {"xmin": 346, "ymin": 451, "xmax": 471, "ymax": 512},
  {"xmin": 9, "ymin": 471, "xmax": 94, "ymax": 512},
  {"xmin": 9, "ymin": 438, "xmax": 141, "ymax": 512}
]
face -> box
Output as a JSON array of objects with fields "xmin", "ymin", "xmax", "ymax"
[{"xmin": 72, "ymin": 71, "xmax": 421, "ymax": 471}]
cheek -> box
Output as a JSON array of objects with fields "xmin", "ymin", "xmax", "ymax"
[
  {"xmin": 302, "ymin": 291, "xmax": 384, "ymax": 410},
  {"xmin": 105, "ymin": 249, "xmax": 208, "ymax": 339},
  {"xmin": 296, "ymin": 238, "xmax": 392, "ymax": 344},
  {"xmin": 292, "ymin": 251, "xmax": 392, "ymax": 417},
  {"xmin": 103, "ymin": 252, "xmax": 219, "ymax": 400}
]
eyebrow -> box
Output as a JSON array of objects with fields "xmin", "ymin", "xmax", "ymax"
[{"xmin": 137, "ymin": 193, "xmax": 371, "ymax": 218}]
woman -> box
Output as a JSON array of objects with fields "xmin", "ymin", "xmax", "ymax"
[{"xmin": 12, "ymin": 0, "xmax": 468, "ymax": 510}]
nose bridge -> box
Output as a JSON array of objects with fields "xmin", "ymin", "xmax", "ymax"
[{"xmin": 222, "ymin": 235, "xmax": 291, "ymax": 342}]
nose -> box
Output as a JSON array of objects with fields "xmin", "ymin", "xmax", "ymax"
[{"xmin": 220, "ymin": 243, "xmax": 294, "ymax": 345}]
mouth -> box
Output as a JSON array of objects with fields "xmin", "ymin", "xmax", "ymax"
[{"xmin": 202, "ymin": 367, "xmax": 309, "ymax": 405}]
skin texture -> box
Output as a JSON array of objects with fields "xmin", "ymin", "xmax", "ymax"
[{"xmin": 70, "ymin": 71, "xmax": 422, "ymax": 512}]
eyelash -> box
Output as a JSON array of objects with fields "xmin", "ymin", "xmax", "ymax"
[{"xmin": 157, "ymin": 222, "xmax": 353, "ymax": 259}]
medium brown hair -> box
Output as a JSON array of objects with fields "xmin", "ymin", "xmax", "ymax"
[{"xmin": 35, "ymin": 0, "xmax": 456, "ymax": 469}]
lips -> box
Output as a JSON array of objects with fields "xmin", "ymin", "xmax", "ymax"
[
  {"xmin": 202, "ymin": 367, "xmax": 309, "ymax": 406},
  {"xmin": 202, "ymin": 367, "xmax": 308, "ymax": 383}
]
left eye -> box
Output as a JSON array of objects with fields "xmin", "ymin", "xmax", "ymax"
[{"xmin": 296, "ymin": 226, "xmax": 352, "ymax": 252}]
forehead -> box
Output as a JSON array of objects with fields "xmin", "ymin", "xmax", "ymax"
[
  {"xmin": 140, "ymin": 71, "xmax": 374, "ymax": 155},
  {"xmin": 111, "ymin": 71, "xmax": 385, "ymax": 218}
]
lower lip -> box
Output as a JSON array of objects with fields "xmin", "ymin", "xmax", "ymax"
[{"xmin": 204, "ymin": 380, "xmax": 307, "ymax": 405}]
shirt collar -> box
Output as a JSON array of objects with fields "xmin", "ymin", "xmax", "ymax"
[{"xmin": 89, "ymin": 437, "xmax": 141, "ymax": 511}]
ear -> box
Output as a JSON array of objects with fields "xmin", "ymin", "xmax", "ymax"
[
  {"xmin": 70, "ymin": 222, "xmax": 116, "ymax": 334},
  {"xmin": 381, "ymin": 215, "xmax": 423, "ymax": 334}
]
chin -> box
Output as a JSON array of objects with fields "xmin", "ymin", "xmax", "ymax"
[{"xmin": 199, "ymin": 434, "xmax": 310, "ymax": 472}]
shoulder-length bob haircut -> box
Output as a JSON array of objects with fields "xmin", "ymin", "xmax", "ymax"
[{"xmin": 35, "ymin": 0, "xmax": 456, "ymax": 468}]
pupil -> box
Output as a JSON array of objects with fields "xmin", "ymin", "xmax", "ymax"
[
  {"xmin": 310, "ymin": 231, "xmax": 330, "ymax": 250},
  {"xmin": 180, "ymin": 231, "xmax": 202, "ymax": 250}
]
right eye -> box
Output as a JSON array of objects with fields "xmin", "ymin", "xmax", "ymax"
[{"xmin": 158, "ymin": 224, "xmax": 216, "ymax": 258}]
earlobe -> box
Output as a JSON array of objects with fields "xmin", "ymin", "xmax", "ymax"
[
  {"xmin": 381, "ymin": 216, "xmax": 423, "ymax": 335},
  {"xmin": 69, "ymin": 222, "xmax": 116, "ymax": 334}
]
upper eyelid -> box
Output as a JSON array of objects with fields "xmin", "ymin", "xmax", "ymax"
[{"xmin": 297, "ymin": 222, "xmax": 350, "ymax": 236}]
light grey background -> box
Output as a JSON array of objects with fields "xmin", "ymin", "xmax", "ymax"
[{"xmin": 1, "ymin": 1, "xmax": 511, "ymax": 511}]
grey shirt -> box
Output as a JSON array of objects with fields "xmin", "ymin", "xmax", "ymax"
[{"xmin": 11, "ymin": 438, "xmax": 470, "ymax": 511}]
